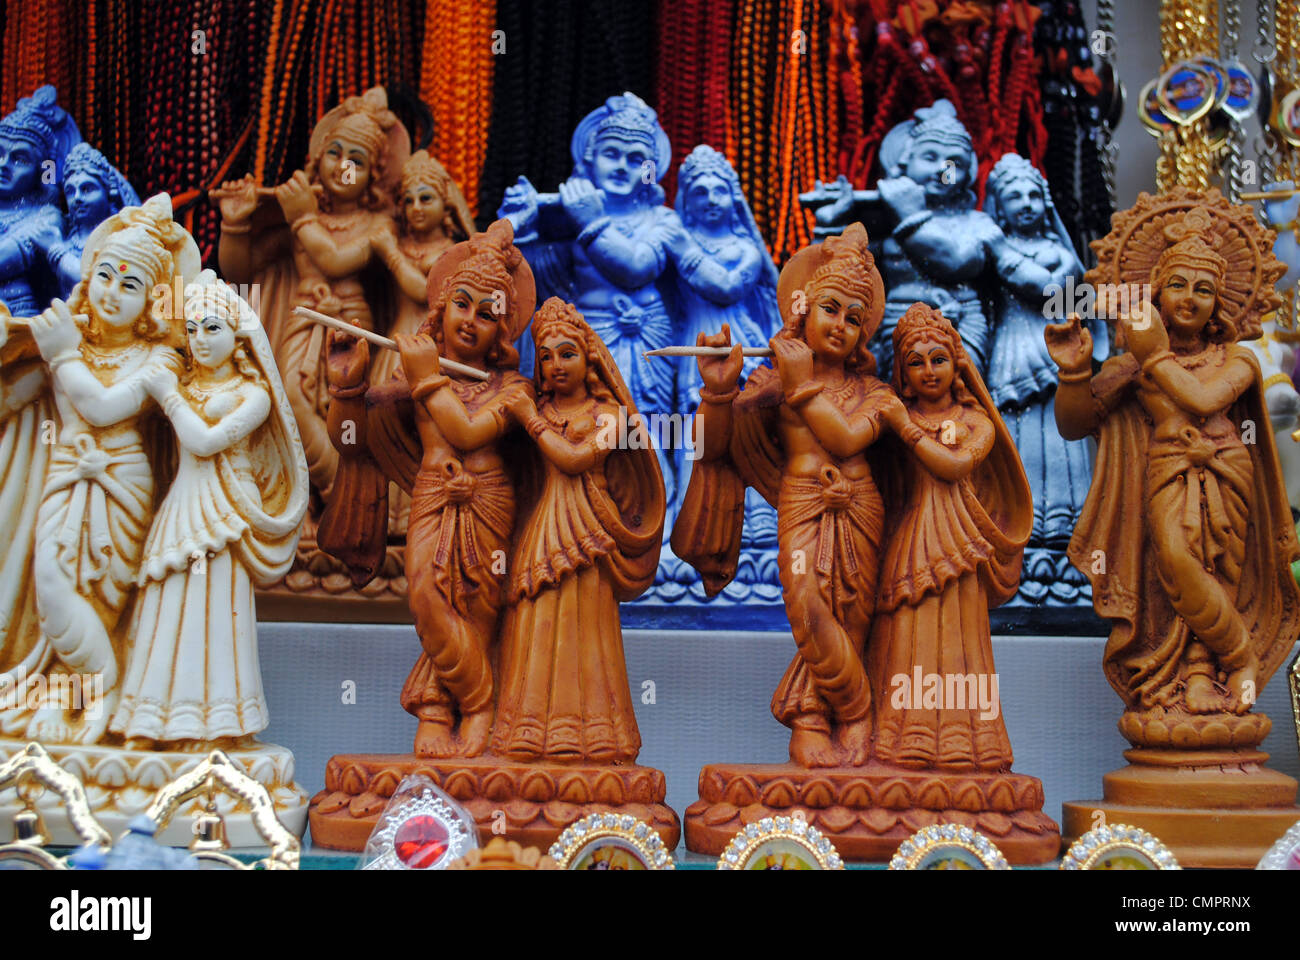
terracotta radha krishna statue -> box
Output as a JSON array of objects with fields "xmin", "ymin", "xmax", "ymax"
[
  {"xmin": 674, "ymin": 225, "xmax": 1059, "ymax": 863},
  {"xmin": 310, "ymin": 224, "xmax": 679, "ymax": 853}
]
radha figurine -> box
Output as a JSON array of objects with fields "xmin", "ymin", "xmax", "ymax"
[
  {"xmin": 871, "ymin": 302, "xmax": 1033, "ymax": 768},
  {"xmin": 495, "ymin": 298, "xmax": 665, "ymax": 762},
  {"xmin": 110, "ymin": 272, "xmax": 308, "ymax": 746},
  {"xmin": 669, "ymin": 144, "xmax": 783, "ymax": 598},
  {"xmin": 983, "ymin": 153, "xmax": 1096, "ymax": 606},
  {"xmin": 369, "ymin": 149, "xmax": 477, "ymax": 384}
]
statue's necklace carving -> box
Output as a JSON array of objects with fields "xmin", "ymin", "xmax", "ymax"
[
  {"xmin": 542, "ymin": 395, "xmax": 597, "ymax": 434},
  {"xmin": 81, "ymin": 339, "xmax": 148, "ymax": 370},
  {"xmin": 183, "ymin": 374, "xmax": 241, "ymax": 403}
]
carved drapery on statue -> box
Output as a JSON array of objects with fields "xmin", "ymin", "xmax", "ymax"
[
  {"xmin": 494, "ymin": 300, "xmax": 665, "ymax": 762},
  {"xmin": 869, "ymin": 303, "xmax": 1032, "ymax": 770}
]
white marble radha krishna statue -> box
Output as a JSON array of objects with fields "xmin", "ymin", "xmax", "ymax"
[{"xmin": 0, "ymin": 195, "xmax": 310, "ymax": 842}]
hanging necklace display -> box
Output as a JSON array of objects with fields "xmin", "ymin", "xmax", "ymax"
[
  {"xmin": 1151, "ymin": 0, "xmax": 1221, "ymax": 193},
  {"xmin": 1216, "ymin": 0, "xmax": 1251, "ymax": 200},
  {"xmin": 1094, "ymin": 0, "xmax": 1125, "ymax": 214},
  {"xmin": 0, "ymin": 743, "xmax": 111, "ymax": 870},
  {"xmin": 1139, "ymin": 78, "xmax": 1178, "ymax": 136}
]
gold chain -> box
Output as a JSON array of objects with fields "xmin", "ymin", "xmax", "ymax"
[{"xmin": 1157, "ymin": 0, "xmax": 1220, "ymax": 192}]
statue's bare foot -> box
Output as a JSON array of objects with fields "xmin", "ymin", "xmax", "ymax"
[
  {"xmin": 413, "ymin": 719, "xmax": 458, "ymax": 758},
  {"xmin": 26, "ymin": 707, "xmax": 77, "ymax": 744},
  {"xmin": 789, "ymin": 725, "xmax": 840, "ymax": 768},
  {"xmin": 1227, "ymin": 658, "xmax": 1259, "ymax": 715},
  {"xmin": 1184, "ymin": 673, "xmax": 1219, "ymax": 714},
  {"xmin": 456, "ymin": 710, "xmax": 493, "ymax": 757},
  {"xmin": 70, "ymin": 688, "xmax": 117, "ymax": 744},
  {"xmin": 833, "ymin": 717, "xmax": 872, "ymax": 766}
]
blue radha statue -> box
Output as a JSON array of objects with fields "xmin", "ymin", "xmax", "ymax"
[
  {"xmin": 498, "ymin": 92, "xmax": 685, "ymax": 510},
  {"xmin": 44, "ymin": 143, "xmax": 140, "ymax": 299},
  {"xmin": 983, "ymin": 153, "xmax": 1099, "ymax": 606},
  {"xmin": 0, "ymin": 86, "xmax": 82, "ymax": 315},
  {"xmin": 667, "ymin": 144, "xmax": 782, "ymax": 601}
]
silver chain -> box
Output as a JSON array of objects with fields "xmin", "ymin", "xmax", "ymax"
[
  {"xmin": 1223, "ymin": 0, "xmax": 1241, "ymax": 54},
  {"xmin": 1255, "ymin": 0, "xmax": 1280, "ymax": 186},
  {"xmin": 1221, "ymin": 0, "xmax": 1244, "ymax": 200},
  {"xmin": 1097, "ymin": 0, "xmax": 1118, "ymax": 209}
]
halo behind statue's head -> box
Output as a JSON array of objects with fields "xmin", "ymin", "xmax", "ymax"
[
  {"xmin": 571, "ymin": 92, "xmax": 671, "ymax": 188},
  {"xmin": 1086, "ymin": 187, "xmax": 1285, "ymax": 342},
  {"xmin": 399, "ymin": 149, "xmax": 475, "ymax": 241},
  {"xmin": 424, "ymin": 218, "xmax": 535, "ymax": 343},
  {"xmin": 307, "ymin": 86, "xmax": 411, "ymax": 201},
  {"xmin": 879, "ymin": 99, "xmax": 978, "ymax": 191},
  {"xmin": 0, "ymin": 85, "xmax": 82, "ymax": 205}
]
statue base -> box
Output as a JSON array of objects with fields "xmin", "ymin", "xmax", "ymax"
[
  {"xmin": 0, "ymin": 738, "xmax": 308, "ymax": 846},
  {"xmin": 308, "ymin": 754, "xmax": 681, "ymax": 852},
  {"xmin": 684, "ymin": 761, "xmax": 1061, "ymax": 864},
  {"xmin": 255, "ymin": 537, "xmax": 411, "ymax": 623},
  {"xmin": 1062, "ymin": 748, "xmax": 1300, "ymax": 868}
]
